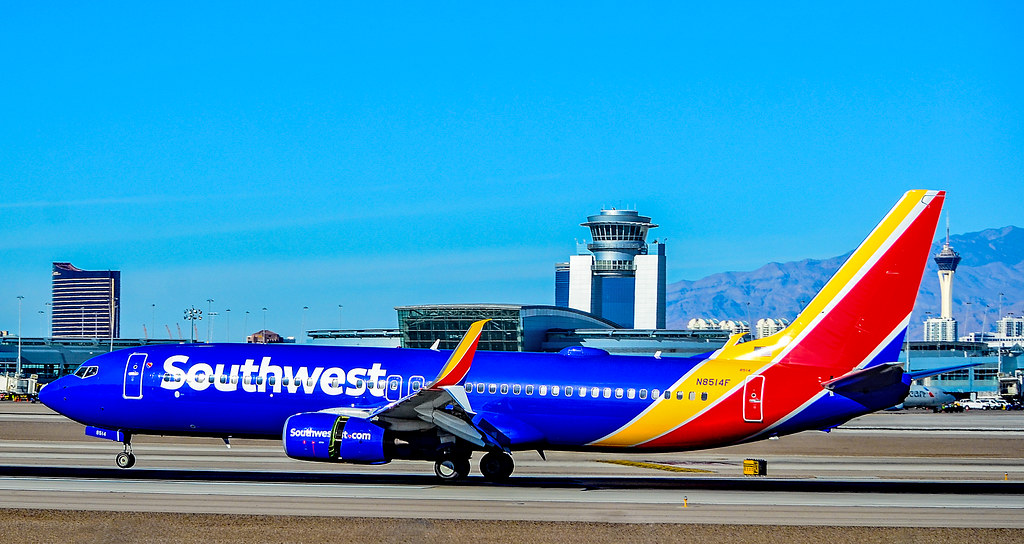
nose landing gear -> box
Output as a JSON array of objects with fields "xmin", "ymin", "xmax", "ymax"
[{"xmin": 115, "ymin": 440, "xmax": 136, "ymax": 469}]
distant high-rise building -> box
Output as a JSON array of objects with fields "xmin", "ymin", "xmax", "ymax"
[
  {"xmin": 555, "ymin": 209, "xmax": 665, "ymax": 329},
  {"xmin": 756, "ymin": 318, "xmax": 789, "ymax": 339},
  {"xmin": 996, "ymin": 315, "xmax": 1024, "ymax": 339},
  {"xmin": 924, "ymin": 226, "xmax": 961, "ymax": 342},
  {"xmin": 51, "ymin": 262, "xmax": 120, "ymax": 338}
]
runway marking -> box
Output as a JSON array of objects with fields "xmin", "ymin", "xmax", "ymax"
[{"xmin": 598, "ymin": 460, "xmax": 715, "ymax": 474}]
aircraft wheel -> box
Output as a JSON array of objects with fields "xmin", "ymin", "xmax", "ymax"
[
  {"xmin": 479, "ymin": 451, "xmax": 514, "ymax": 483},
  {"xmin": 115, "ymin": 451, "xmax": 136, "ymax": 469},
  {"xmin": 434, "ymin": 454, "xmax": 470, "ymax": 482}
]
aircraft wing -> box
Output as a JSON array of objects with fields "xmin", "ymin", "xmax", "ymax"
[{"xmin": 338, "ymin": 319, "xmax": 512, "ymax": 451}]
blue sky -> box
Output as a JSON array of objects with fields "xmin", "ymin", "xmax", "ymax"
[{"xmin": 2, "ymin": 3, "xmax": 1022, "ymax": 339}]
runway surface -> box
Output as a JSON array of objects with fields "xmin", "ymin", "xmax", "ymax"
[{"xmin": 1, "ymin": 402, "xmax": 1023, "ymax": 527}]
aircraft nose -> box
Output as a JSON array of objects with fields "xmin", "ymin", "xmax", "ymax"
[{"xmin": 38, "ymin": 376, "xmax": 67, "ymax": 411}]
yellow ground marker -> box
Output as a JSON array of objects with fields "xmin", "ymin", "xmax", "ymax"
[{"xmin": 598, "ymin": 459, "xmax": 714, "ymax": 474}]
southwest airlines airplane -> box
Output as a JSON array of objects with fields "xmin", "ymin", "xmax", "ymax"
[{"xmin": 41, "ymin": 190, "xmax": 945, "ymax": 482}]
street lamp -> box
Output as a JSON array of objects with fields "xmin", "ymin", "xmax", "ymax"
[
  {"xmin": 206, "ymin": 299, "xmax": 215, "ymax": 343},
  {"xmin": 262, "ymin": 308, "xmax": 268, "ymax": 344},
  {"xmin": 338, "ymin": 304, "xmax": 343, "ymax": 329},
  {"xmin": 244, "ymin": 311, "xmax": 250, "ymax": 341},
  {"xmin": 225, "ymin": 309, "xmax": 231, "ymax": 343},
  {"xmin": 183, "ymin": 307, "xmax": 202, "ymax": 343},
  {"xmin": 16, "ymin": 296, "xmax": 24, "ymax": 376},
  {"xmin": 302, "ymin": 306, "xmax": 309, "ymax": 344},
  {"xmin": 209, "ymin": 312, "xmax": 218, "ymax": 342},
  {"xmin": 38, "ymin": 310, "xmax": 45, "ymax": 338}
]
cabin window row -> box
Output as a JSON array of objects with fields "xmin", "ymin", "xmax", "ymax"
[{"xmin": 463, "ymin": 381, "xmax": 709, "ymax": 402}]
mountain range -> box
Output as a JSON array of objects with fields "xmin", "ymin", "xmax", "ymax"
[{"xmin": 665, "ymin": 226, "xmax": 1024, "ymax": 339}]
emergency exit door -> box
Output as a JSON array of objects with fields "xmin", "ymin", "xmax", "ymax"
[{"xmin": 743, "ymin": 375, "xmax": 764, "ymax": 423}]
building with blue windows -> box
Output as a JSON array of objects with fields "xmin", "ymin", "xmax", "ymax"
[{"xmin": 51, "ymin": 262, "xmax": 121, "ymax": 339}]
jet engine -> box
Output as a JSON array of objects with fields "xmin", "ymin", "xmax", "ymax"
[{"xmin": 282, "ymin": 412, "xmax": 388, "ymax": 464}]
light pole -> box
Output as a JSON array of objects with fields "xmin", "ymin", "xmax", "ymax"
[
  {"xmin": 225, "ymin": 309, "xmax": 231, "ymax": 343},
  {"xmin": 209, "ymin": 312, "xmax": 218, "ymax": 342},
  {"xmin": 206, "ymin": 299, "xmax": 215, "ymax": 343},
  {"xmin": 45, "ymin": 302, "xmax": 51, "ymax": 337},
  {"xmin": 151, "ymin": 304, "xmax": 156, "ymax": 339},
  {"xmin": 183, "ymin": 307, "xmax": 202, "ymax": 343},
  {"xmin": 16, "ymin": 296, "xmax": 24, "ymax": 376},
  {"xmin": 38, "ymin": 310, "xmax": 45, "ymax": 338},
  {"xmin": 338, "ymin": 304, "xmax": 343, "ymax": 329},
  {"xmin": 302, "ymin": 306, "xmax": 309, "ymax": 344},
  {"xmin": 262, "ymin": 307, "xmax": 268, "ymax": 344},
  {"xmin": 244, "ymin": 311, "xmax": 250, "ymax": 341}
]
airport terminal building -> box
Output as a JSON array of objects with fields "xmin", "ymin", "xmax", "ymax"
[{"xmin": 309, "ymin": 303, "xmax": 727, "ymax": 358}]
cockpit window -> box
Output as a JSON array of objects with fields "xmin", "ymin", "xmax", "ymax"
[{"xmin": 73, "ymin": 365, "xmax": 99, "ymax": 379}]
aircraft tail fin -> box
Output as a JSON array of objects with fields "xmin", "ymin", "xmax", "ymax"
[{"xmin": 712, "ymin": 190, "xmax": 945, "ymax": 375}]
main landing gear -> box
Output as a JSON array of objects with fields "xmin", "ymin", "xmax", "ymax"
[
  {"xmin": 115, "ymin": 440, "xmax": 136, "ymax": 469},
  {"xmin": 479, "ymin": 451, "xmax": 514, "ymax": 483},
  {"xmin": 432, "ymin": 449, "xmax": 515, "ymax": 483},
  {"xmin": 433, "ymin": 449, "xmax": 471, "ymax": 482}
]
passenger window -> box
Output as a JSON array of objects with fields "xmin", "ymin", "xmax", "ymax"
[
  {"xmin": 565, "ymin": 386, "xmax": 573, "ymax": 397},
  {"xmin": 269, "ymin": 376, "xmax": 276, "ymax": 385},
  {"xmin": 676, "ymin": 391, "xmax": 684, "ymax": 400},
  {"xmin": 333, "ymin": 378, "xmax": 341, "ymax": 388},
  {"xmin": 615, "ymin": 388, "xmax": 623, "ymax": 399},
  {"xmin": 231, "ymin": 375, "xmax": 238, "ymax": 384},
  {"xmin": 539, "ymin": 385, "xmax": 548, "ymax": 396},
  {"xmin": 390, "ymin": 381, "xmax": 398, "ymax": 390},
  {"xmin": 513, "ymin": 384, "xmax": 522, "ymax": 395},
  {"xmin": 464, "ymin": 382, "xmax": 472, "ymax": 391},
  {"xmin": 688, "ymin": 391, "xmax": 696, "ymax": 401},
  {"xmin": 500, "ymin": 384, "xmax": 509, "ymax": 394},
  {"xmin": 701, "ymin": 392, "xmax": 709, "ymax": 401},
  {"xmin": 652, "ymin": 389, "xmax": 661, "ymax": 399},
  {"xmin": 627, "ymin": 388, "xmax": 636, "ymax": 399},
  {"xmin": 526, "ymin": 385, "xmax": 534, "ymax": 395},
  {"xmin": 220, "ymin": 375, "xmax": 229, "ymax": 384},
  {"xmin": 477, "ymin": 383, "xmax": 485, "ymax": 394},
  {"xmin": 589, "ymin": 387, "xmax": 598, "ymax": 398},
  {"xmin": 639, "ymin": 389, "xmax": 648, "ymax": 400},
  {"xmin": 308, "ymin": 378, "xmax": 316, "ymax": 387},
  {"xmin": 664, "ymin": 390, "xmax": 671, "ymax": 400},
  {"xmin": 488, "ymin": 384, "xmax": 497, "ymax": 394},
  {"xmin": 551, "ymin": 385, "xmax": 560, "ymax": 396},
  {"xmin": 256, "ymin": 376, "xmax": 264, "ymax": 385}
]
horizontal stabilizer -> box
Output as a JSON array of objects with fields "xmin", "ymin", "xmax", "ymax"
[{"xmin": 823, "ymin": 363, "xmax": 905, "ymax": 396}]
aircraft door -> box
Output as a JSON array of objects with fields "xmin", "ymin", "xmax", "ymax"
[
  {"xmin": 408, "ymin": 375, "xmax": 425, "ymax": 396},
  {"xmin": 386, "ymin": 375, "xmax": 403, "ymax": 402},
  {"xmin": 743, "ymin": 375, "xmax": 764, "ymax": 423},
  {"xmin": 123, "ymin": 352, "xmax": 148, "ymax": 400}
]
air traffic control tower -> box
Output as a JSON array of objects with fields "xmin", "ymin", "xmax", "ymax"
[{"xmin": 555, "ymin": 209, "xmax": 666, "ymax": 329}]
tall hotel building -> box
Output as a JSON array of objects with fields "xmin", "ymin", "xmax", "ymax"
[
  {"xmin": 555, "ymin": 209, "xmax": 666, "ymax": 329},
  {"xmin": 51, "ymin": 262, "xmax": 121, "ymax": 338}
]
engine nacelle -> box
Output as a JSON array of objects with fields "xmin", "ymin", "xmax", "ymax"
[{"xmin": 282, "ymin": 412, "xmax": 388, "ymax": 464}]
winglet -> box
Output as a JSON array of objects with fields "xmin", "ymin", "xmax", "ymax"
[{"xmin": 426, "ymin": 319, "xmax": 490, "ymax": 390}]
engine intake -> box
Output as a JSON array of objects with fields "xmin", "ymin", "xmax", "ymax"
[{"xmin": 283, "ymin": 412, "xmax": 388, "ymax": 464}]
